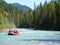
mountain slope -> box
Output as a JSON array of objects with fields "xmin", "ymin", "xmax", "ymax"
[{"xmin": 12, "ymin": 3, "xmax": 30, "ymax": 12}]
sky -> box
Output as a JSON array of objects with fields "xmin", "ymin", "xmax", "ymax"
[{"xmin": 5, "ymin": 0, "xmax": 51, "ymax": 9}]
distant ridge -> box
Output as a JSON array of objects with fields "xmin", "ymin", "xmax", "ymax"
[{"xmin": 12, "ymin": 3, "xmax": 31, "ymax": 12}]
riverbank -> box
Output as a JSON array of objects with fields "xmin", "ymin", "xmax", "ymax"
[
  {"xmin": 0, "ymin": 23, "xmax": 16, "ymax": 33},
  {"xmin": 18, "ymin": 27, "xmax": 60, "ymax": 31}
]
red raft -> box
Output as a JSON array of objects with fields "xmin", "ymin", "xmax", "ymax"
[{"xmin": 8, "ymin": 29, "xmax": 19, "ymax": 35}]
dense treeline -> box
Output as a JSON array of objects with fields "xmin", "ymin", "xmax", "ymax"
[
  {"xmin": 18, "ymin": 0, "xmax": 60, "ymax": 30},
  {"xmin": 0, "ymin": 0, "xmax": 60, "ymax": 31}
]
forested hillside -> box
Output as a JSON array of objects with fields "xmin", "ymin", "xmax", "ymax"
[
  {"xmin": 0, "ymin": 0, "xmax": 60, "ymax": 31},
  {"xmin": 0, "ymin": 0, "xmax": 16, "ymax": 32}
]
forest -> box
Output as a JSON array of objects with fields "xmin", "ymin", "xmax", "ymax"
[{"xmin": 0, "ymin": 0, "xmax": 60, "ymax": 31}]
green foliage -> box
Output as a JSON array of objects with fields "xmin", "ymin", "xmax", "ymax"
[
  {"xmin": 0, "ymin": 0, "xmax": 60, "ymax": 31},
  {"xmin": 18, "ymin": 0, "xmax": 60, "ymax": 30},
  {"xmin": 0, "ymin": 0, "xmax": 16, "ymax": 32}
]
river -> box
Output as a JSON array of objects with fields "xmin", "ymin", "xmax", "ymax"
[{"xmin": 0, "ymin": 28, "xmax": 60, "ymax": 45}]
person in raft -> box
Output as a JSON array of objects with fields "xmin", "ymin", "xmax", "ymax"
[{"xmin": 14, "ymin": 30, "xmax": 19, "ymax": 34}]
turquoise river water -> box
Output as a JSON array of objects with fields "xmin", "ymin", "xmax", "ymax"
[{"xmin": 0, "ymin": 28, "xmax": 60, "ymax": 45}]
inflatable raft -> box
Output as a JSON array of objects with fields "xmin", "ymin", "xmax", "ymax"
[{"xmin": 8, "ymin": 29, "xmax": 19, "ymax": 35}]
